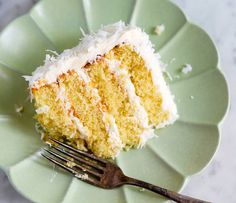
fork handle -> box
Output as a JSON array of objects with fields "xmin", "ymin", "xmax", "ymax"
[{"xmin": 123, "ymin": 177, "xmax": 211, "ymax": 203}]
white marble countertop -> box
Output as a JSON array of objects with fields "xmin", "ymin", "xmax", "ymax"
[{"xmin": 0, "ymin": 0, "xmax": 235, "ymax": 202}]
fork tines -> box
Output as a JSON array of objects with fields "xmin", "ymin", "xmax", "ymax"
[
  {"xmin": 41, "ymin": 137, "xmax": 106, "ymax": 186},
  {"xmin": 41, "ymin": 138, "xmax": 212, "ymax": 202}
]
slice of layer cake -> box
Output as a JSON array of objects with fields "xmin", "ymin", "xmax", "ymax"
[{"xmin": 24, "ymin": 21, "xmax": 178, "ymax": 158}]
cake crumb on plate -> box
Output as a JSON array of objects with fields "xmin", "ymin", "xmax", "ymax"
[
  {"xmin": 15, "ymin": 104, "xmax": 24, "ymax": 115},
  {"xmin": 76, "ymin": 173, "xmax": 89, "ymax": 180},
  {"xmin": 154, "ymin": 24, "xmax": 165, "ymax": 36},
  {"xmin": 181, "ymin": 64, "xmax": 193, "ymax": 74},
  {"xmin": 67, "ymin": 161, "xmax": 76, "ymax": 168},
  {"xmin": 139, "ymin": 188, "xmax": 146, "ymax": 192}
]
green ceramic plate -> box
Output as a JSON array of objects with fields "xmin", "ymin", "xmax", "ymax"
[{"xmin": 0, "ymin": 0, "xmax": 229, "ymax": 202}]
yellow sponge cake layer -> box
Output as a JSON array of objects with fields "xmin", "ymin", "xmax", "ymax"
[
  {"xmin": 84, "ymin": 59, "xmax": 146, "ymax": 149},
  {"xmin": 106, "ymin": 45, "xmax": 169, "ymax": 126},
  {"xmin": 57, "ymin": 71, "xmax": 122, "ymax": 157},
  {"xmin": 33, "ymin": 84, "xmax": 86, "ymax": 150}
]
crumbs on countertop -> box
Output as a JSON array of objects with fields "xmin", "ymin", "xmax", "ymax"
[{"xmin": 154, "ymin": 24, "xmax": 165, "ymax": 36}]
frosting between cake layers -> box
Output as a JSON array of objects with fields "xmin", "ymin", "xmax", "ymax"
[
  {"xmin": 105, "ymin": 59, "xmax": 149, "ymax": 129},
  {"xmin": 102, "ymin": 112, "xmax": 123, "ymax": 153},
  {"xmin": 69, "ymin": 111, "xmax": 89, "ymax": 139}
]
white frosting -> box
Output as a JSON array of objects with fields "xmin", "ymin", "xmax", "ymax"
[
  {"xmin": 105, "ymin": 59, "xmax": 149, "ymax": 128},
  {"xmin": 35, "ymin": 105, "xmax": 50, "ymax": 114},
  {"xmin": 22, "ymin": 22, "xmax": 157, "ymax": 88}
]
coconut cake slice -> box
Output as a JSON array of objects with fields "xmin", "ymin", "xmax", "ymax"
[{"xmin": 24, "ymin": 21, "xmax": 178, "ymax": 158}]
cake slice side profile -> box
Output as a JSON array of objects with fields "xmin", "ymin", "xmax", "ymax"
[{"xmin": 24, "ymin": 21, "xmax": 178, "ymax": 158}]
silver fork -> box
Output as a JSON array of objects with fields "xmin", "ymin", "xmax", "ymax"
[{"xmin": 41, "ymin": 137, "xmax": 210, "ymax": 203}]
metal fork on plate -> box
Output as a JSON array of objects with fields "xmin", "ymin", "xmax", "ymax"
[{"xmin": 41, "ymin": 137, "xmax": 210, "ymax": 203}]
